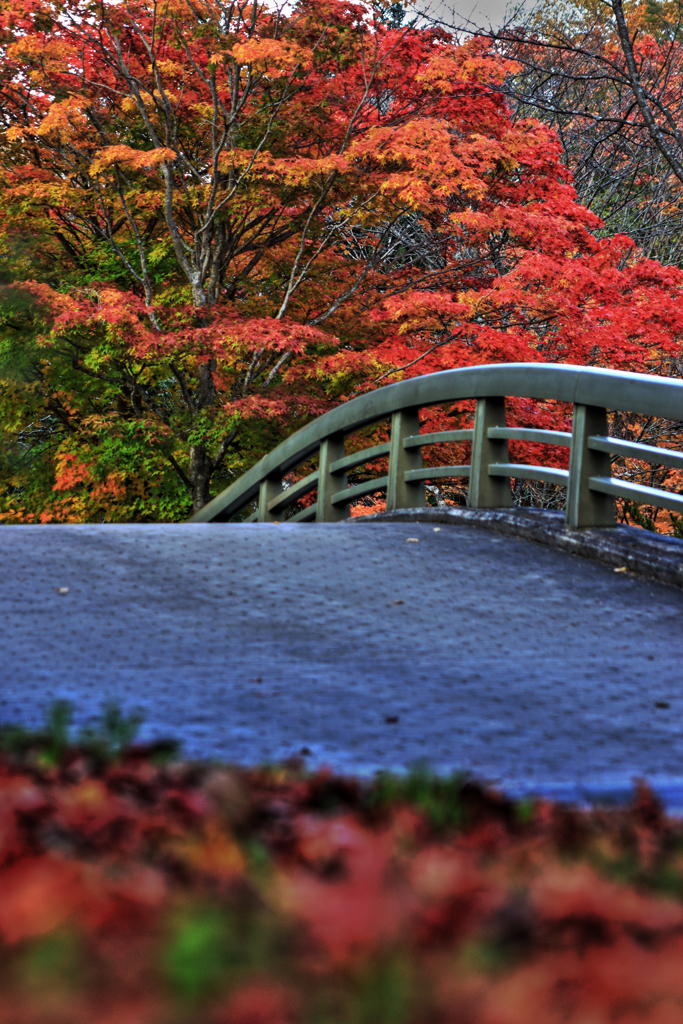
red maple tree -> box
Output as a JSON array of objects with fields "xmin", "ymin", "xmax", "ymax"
[{"xmin": 0, "ymin": 0, "xmax": 681, "ymax": 521}]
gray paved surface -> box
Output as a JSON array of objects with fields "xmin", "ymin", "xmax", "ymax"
[{"xmin": 2, "ymin": 521, "xmax": 683, "ymax": 807}]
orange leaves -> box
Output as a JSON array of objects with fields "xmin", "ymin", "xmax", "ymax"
[
  {"xmin": 90, "ymin": 473, "xmax": 127, "ymax": 504},
  {"xmin": 218, "ymin": 150, "xmax": 348, "ymax": 188},
  {"xmin": 53, "ymin": 453, "xmax": 92, "ymax": 492},
  {"xmin": 230, "ymin": 38, "xmax": 313, "ymax": 76},
  {"xmin": 5, "ymin": 33, "xmax": 75, "ymax": 80},
  {"xmin": 90, "ymin": 146, "xmax": 176, "ymax": 176},
  {"xmin": 415, "ymin": 39, "xmax": 519, "ymax": 92},
  {"xmin": 347, "ymin": 118, "xmax": 493, "ymax": 211},
  {"xmin": 170, "ymin": 820, "xmax": 244, "ymax": 884},
  {"xmin": 34, "ymin": 97, "xmax": 89, "ymax": 140}
]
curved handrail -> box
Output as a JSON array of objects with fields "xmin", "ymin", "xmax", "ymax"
[{"xmin": 189, "ymin": 363, "xmax": 683, "ymax": 527}]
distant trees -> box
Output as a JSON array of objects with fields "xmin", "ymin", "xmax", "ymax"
[{"xmin": 488, "ymin": 0, "xmax": 683, "ymax": 266}]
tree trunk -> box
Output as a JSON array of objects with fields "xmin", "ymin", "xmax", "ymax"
[
  {"xmin": 189, "ymin": 443, "xmax": 214, "ymax": 514},
  {"xmin": 189, "ymin": 358, "xmax": 219, "ymax": 513}
]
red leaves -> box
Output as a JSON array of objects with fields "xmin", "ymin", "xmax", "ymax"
[
  {"xmin": 213, "ymin": 982, "xmax": 298, "ymax": 1024},
  {"xmin": 52, "ymin": 453, "xmax": 93, "ymax": 492},
  {"xmin": 0, "ymin": 744, "xmax": 681, "ymax": 1021},
  {"xmin": 275, "ymin": 814, "xmax": 414, "ymax": 964},
  {"xmin": 530, "ymin": 861, "xmax": 683, "ymax": 935},
  {"xmin": 0, "ymin": 856, "xmax": 83, "ymax": 944}
]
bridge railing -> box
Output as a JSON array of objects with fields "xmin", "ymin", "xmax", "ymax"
[{"xmin": 189, "ymin": 363, "xmax": 683, "ymax": 527}]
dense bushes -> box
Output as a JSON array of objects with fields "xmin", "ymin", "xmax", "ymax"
[{"xmin": 0, "ymin": 706, "xmax": 680, "ymax": 1022}]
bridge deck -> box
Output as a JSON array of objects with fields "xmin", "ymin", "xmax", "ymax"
[{"xmin": 2, "ymin": 519, "xmax": 683, "ymax": 808}]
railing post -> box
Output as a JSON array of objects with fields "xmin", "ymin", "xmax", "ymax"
[
  {"xmin": 566, "ymin": 404, "xmax": 615, "ymax": 528},
  {"xmin": 317, "ymin": 435, "xmax": 349, "ymax": 522},
  {"xmin": 257, "ymin": 474, "xmax": 283, "ymax": 523},
  {"xmin": 468, "ymin": 397, "xmax": 512, "ymax": 508},
  {"xmin": 386, "ymin": 408, "xmax": 425, "ymax": 510}
]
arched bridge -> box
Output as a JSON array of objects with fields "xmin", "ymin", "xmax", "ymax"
[
  {"xmin": 3, "ymin": 363, "xmax": 683, "ymax": 810},
  {"xmin": 190, "ymin": 362, "xmax": 683, "ymax": 527}
]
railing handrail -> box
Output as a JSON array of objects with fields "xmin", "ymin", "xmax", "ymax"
[{"xmin": 189, "ymin": 363, "xmax": 683, "ymax": 525}]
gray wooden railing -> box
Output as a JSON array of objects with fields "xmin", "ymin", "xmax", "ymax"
[{"xmin": 189, "ymin": 363, "xmax": 683, "ymax": 527}]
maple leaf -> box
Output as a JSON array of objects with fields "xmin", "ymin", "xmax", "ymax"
[
  {"xmin": 90, "ymin": 146, "xmax": 177, "ymax": 176},
  {"xmin": 230, "ymin": 38, "xmax": 313, "ymax": 75}
]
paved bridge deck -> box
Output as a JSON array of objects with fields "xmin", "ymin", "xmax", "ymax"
[{"xmin": 2, "ymin": 517, "xmax": 683, "ymax": 808}]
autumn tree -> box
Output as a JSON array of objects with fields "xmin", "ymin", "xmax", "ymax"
[{"xmin": 1, "ymin": 0, "xmax": 682, "ymax": 522}]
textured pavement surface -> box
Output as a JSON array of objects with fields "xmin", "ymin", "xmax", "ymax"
[{"xmin": 2, "ymin": 520, "xmax": 683, "ymax": 807}]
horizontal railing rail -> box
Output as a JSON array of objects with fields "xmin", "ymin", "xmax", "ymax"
[{"xmin": 189, "ymin": 363, "xmax": 683, "ymax": 527}]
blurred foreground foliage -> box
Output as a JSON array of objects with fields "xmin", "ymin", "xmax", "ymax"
[{"xmin": 0, "ymin": 705, "xmax": 682, "ymax": 1022}]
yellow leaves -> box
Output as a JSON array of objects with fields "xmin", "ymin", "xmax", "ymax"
[
  {"xmin": 90, "ymin": 146, "xmax": 176, "ymax": 176},
  {"xmin": 35, "ymin": 98, "xmax": 89, "ymax": 140},
  {"xmin": 120, "ymin": 91, "xmax": 176, "ymax": 117},
  {"xmin": 148, "ymin": 58, "xmax": 185, "ymax": 76},
  {"xmin": 7, "ymin": 36, "xmax": 48, "ymax": 60},
  {"xmin": 131, "ymin": 192, "xmax": 164, "ymax": 215},
  {"xmin": 218, "ymin": 149, "xmax": 347, "ymax": 186},
  {"xmin": 189, "ymin": 101, "xmax": 215, "ymax": 120},
  {"xmin": 5, "ymin": 126, "xmax": 27, "ymax": 143},
  {"xmin": 230, "ymin": 37, "xmax": 313, "ymax": 76},
  {"xmin": 171, "ymin": 820, "xmax": 244, "ymax": 882},
  {"xmin": 6, "ymin": 35, "xmax": 73, "ymax": 71}
]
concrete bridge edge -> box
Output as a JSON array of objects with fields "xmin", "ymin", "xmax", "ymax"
[{"xmin": 346, "ymin": 506, "xmax": 683, "ymax": 589}]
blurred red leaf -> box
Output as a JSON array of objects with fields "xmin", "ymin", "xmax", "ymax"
[{"xmin": 0, "ymin": 855, "xmax": 83, "ymax": 943}]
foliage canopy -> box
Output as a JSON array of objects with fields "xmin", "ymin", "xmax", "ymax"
[{"xmin": 0, "ymin": 0, "xmax": 682, "ymax": 520}]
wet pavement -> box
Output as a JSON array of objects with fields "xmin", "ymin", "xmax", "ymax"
[{"xmin": 2, "ymin": 520, "xmax": 683, "ymax": 808}]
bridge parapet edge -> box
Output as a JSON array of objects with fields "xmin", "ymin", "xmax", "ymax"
[
  {"xmin": 190, "ymin": 363, "xmax": 683, "ymax": 528},
  {"xmin": 354, "ymin": 506, "xmax": 683, "ymax": 589}
]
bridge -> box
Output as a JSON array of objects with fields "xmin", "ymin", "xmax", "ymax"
[
  {"xmin": 189, "ymin": 361, "xmax": 683, "ymax": 528},
  {"xmin": 3, "ymin": 363, "xmax": 683, "ymax": 808}
]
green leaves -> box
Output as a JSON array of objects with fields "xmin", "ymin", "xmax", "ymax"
[
  {"xmin": 365, "ymin": 768, "xmax": 468, "ymax": 831},
  {"xmin": 163, "ymin": 908, "xmax": 230, "ymax": 1001},
  {"xmin": 0, "ymin": 700, "xmax": 146, "ymax": 767}
]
